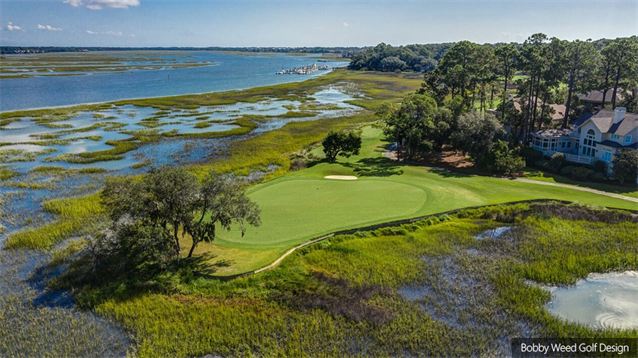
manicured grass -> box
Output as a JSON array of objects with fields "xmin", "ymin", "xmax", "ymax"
[
  {"xmin": 524, "ymin": 168, "xmax": 638, "ymax": 198},
  {"xmin": 192, "ymin": 127, "xmax": 638, "ymax": 276}
]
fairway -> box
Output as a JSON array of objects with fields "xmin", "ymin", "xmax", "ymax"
[{"xmin": 193, "ymin": 126, "xmax": 638, "ymax": 275}]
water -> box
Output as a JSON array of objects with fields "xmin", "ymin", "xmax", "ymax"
[
  {"xmin": 0, "ymin": 86, "xmax": 359, "ymax": 172},
  {"xmin": 0, "ymin": 52, "xmax": 348, "ymax": 111},
  {"xmin": 544, "ymin": 271, "xmax": 638, "ymax": 330},
  {"xmin": 475, "ymin": 226, "xmax": 512, "ymax": 240}
]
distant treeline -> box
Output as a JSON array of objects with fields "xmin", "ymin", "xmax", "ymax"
[
  {"xmin": 348, "ymin": 43, "xmax": 455, "ymax": 72},
  {"xmin": 347, "ymin": 38, "xmax": 621, "ymax": 73},
  {"xmin": 0, "ymin": 46, "xmax": 360, "ymax": 55}
]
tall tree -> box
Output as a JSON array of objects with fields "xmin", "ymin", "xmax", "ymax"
[
  {"xmin": 605, "ymin": 38, "xmax": 638, "ymax": 109},
  {"xmin": 495, "ymin": 44, "xmax": 519, "ymax": 120},
  {"xmin": 561, "ymin": 40, "xmax": 599, "ymax": 128}
]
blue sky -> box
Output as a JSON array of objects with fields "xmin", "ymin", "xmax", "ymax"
[{"xmin": 1, "ymin": 0, "xmax": 636, "ymax": 47}]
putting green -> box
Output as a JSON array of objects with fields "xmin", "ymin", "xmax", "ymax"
[{"xmin": 215, "ymin": 178, "xmax": 427, "ymax": 248}]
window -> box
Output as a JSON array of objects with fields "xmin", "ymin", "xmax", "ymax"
[
  {"xmin": 611, "ymin": 134, "xmax": 620, "ymax": 140},
  {"xmin": 581, "ymin": 129, "xmax": 596, "ymax": 157},
  {"xmin": 626, "ymin": 135, "xmax": 632, "ymax": 144},
  {"xmin": 602, "ymin": 150, "xmax": 612, "ymax": 162}
]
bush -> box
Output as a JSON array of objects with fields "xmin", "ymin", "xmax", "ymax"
[
  {"xmin": 570, "ymin": 166, "xmax": 594, "ymax": 181},
  {"xmin": 589, "ymin": 172, "xmax": 606, "ymax": 182},
  {"xmin": 560, "ymin": 166, "xmax": 576, "ymax": 177},
  {"xmin": 612, "ymin": 150, "xmax": 638, "ymax": 184},
  {"xmin": 592, "ymin": 160, "xmax": 608, "ymax": 174},
  {"xmin": 548, "ymin": 153, "xmax": 567, "ymax": 173},
  {"xmin": 535, "ymin": 159, "xmax": 550, "ymax": 171},
  {"xmin": 521, "ymin": 147, "xmax": 543, "ymax": 165},
  {"xmin": 493, "ymin": 150, "xmax": 525, "ymax": 176}
]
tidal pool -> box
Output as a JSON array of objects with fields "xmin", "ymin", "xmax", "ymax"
[
  {"xmin": 544, "ymin": 271, "xmax": 638, "ymax": 330},
  {"xmin": 475, "ymin": 226, "xmax": 512, "ymax": 240}
]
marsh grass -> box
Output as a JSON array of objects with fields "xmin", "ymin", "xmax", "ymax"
[
  {"xmin": 61, "ymin": 203, "xmax": 637, "ymax": 357},
  {"xmin": 5, "ymin": 194, "xmax": 104, "ymax": 250}
]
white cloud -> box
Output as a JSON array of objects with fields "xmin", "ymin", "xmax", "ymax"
[
  {"xmin": 37, "ymin": 24, "xmax": 63, "ymax": 31},
  {"xmin": 87, "ymin": 29, "xmax": 128, "ymax": 36},
  {"xmin": 63, "ymin": 0, "xmax": 82, "ymax": 6},
  {"xmin": 343, "ymin": 22, "xmax": 349, "ymax": 27},
  {"xmin": 6, "ymin": 22, "xmax": 25, "ymax": 32},
  {"xmin": 64, "ymin": 0, "xmax": 140, "ymax": 10}
]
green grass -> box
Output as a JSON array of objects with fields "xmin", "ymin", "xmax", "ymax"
[
  {"xmin": 524, "ymin": 168, "xmax": 638, "ymax": 198},
  {"xmin": 188, "ymin": 126, "xmax": 638, "ymax": 276}
]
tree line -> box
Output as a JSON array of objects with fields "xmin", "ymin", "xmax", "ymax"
[
  {"xmin": 377, "ymin": 34, "xmax": 638, "ymax": 179},
  {"xmin": 348, "ymin": 43, "xmax": 454, "ymax": 72},
  {"xmin": 420, "ymin": 35, "xmax": 638, "ymax": 143}
]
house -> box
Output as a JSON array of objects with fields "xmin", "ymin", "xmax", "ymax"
[
  {"xmin": 530, "ymin": 107, "xmax": 638, "ymax": 167},
  {"xmin": 577, "ymin": 90, "xmax": 623, "ymax": 107},
  {"xmin": 511, "ymin": 97, "xmax": 566, "ymax": 122}
]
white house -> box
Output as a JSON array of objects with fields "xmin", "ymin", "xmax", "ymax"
[{"xmin": 530, "ymin": 107, "xmax": 638, "ymax": 166}]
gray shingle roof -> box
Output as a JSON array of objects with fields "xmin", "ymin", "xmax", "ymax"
[
  {"xmin": 577, "ymin": 90, "xmax": 623, "ymax": 104},
  {"xmin": 585, "ymin": 109, "xmax": 638, "ymax": 136}
]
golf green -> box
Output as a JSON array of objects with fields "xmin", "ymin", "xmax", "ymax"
[{"xmin": 214, "ymin": 178, "xmax": 427, "ymax": 248}]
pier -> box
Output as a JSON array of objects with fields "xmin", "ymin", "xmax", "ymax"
[{"xmin": 276, "ymin": 63, "xmax": 329, "ymax": 75}]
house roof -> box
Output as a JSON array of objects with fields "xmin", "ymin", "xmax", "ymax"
[
  {"xmin": 581, "ymin": 109, "xmax": 638, "ymax": 136},
  {"xmin": 532, "ymin": 128, "xmax": 572, "ymax": 138},
  {"xmin": 598, "ymin": 140, "xmax": 638, "ymax": 150},
  {"xmin": 512, "ymin": 98, "xmax": 565, "ymax": 121},
  {"xmin": 577, "ymin": 90, "xmax": 622, "ymax": 104},
  {"xmin": 549, "ymin": 104, "xmax": 566, "ymax": 121}
]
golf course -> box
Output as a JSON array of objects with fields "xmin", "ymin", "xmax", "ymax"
[{"xmin": 189, "ymin": 126, "xmax": 638, "ymax": 276}]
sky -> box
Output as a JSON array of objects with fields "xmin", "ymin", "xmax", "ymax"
[{"xmin": 0, "ymin": 0, "xmax": 636, "ymax": 47}]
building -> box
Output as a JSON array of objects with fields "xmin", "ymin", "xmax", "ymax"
[
  {"xmin": 530, "ymin": 107, "xmax": 638, "ymax": 167},
  {"xmin": 578, "ymin": 90, "xmax": 623, "ymax": 107},
  {"xmin": 512, "ymin": 97, "xmax": 566, "ymax": 122}
]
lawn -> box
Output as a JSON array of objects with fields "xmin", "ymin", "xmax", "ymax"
[{"xmin": 190, "ymin": 126, "xmax": 638, "ymax": 276}]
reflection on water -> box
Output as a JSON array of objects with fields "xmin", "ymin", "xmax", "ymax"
[
  {"xmin": 475, "ymin": 226, "xmax": 512, "ymax": 240},
  {"xmin": 544, "ymin": 271, "xmax": 638, "ymax": 330}
]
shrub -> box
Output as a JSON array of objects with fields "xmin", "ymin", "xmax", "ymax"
[
  {"xmin": 589, "ymin": 172, "xmax": 606, "ymax": 182},
  {"xmin": 548, "ymin": 153, "xmax": 567, "ymax": 173},
  {"xmin": 521, "ymin": 147, "xmax": 543, "ymax": 165},
  {"xmin": 560, "ymin": 165, "xmax": 576, "ymax": 177},
  {"xmin": 592, "ymin": 160, "xmax": 608, "ymax": 174},
  {"xmin": 535, "ymin": 159, "xmax": 550, "ymax": 171},
  {"xmin": 570, "ymin": 166, "xmax": 594, "ymax": 181},
  {"xmin": 612, "ymin": 150, "xmax": 638, "ymax": 184}
]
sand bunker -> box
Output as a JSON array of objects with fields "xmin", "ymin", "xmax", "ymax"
[{"xmin": 324, "ymin": 175, "xmax": 358, "ymax": 180}]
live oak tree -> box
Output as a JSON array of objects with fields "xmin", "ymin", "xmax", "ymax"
[
  {"xmin": 185, "ymin": 174, "xmax": 261, "ymax": 258},
  {"xmin": 101, "ymin": 166, "xmax": 261, "ymax": 265},
  {"xmin": 322, "ymin": 130, "xmax": 362, "ymax": 162}
]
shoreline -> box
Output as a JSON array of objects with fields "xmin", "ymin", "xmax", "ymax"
[{"xmin": 0, "ymin": 62, "xmax": 347, "ymax": 114}]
